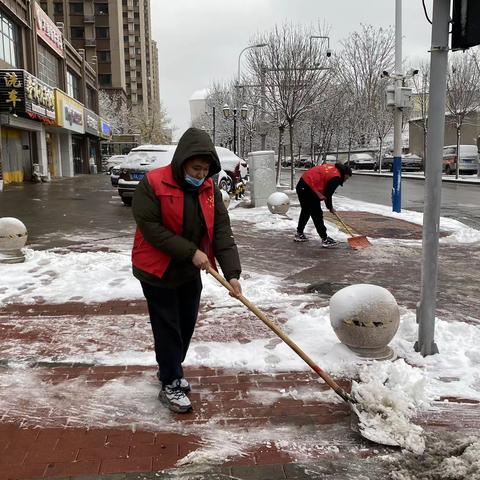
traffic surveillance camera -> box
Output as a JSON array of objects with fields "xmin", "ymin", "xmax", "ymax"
[
  {"xmin": 412, "ymin": 69, "xmax": 419, "ymax": 75},
  {"xmin": 326, "ymin": 49, "xmax": 332, "ymax": 57},
  {"xmin": 381, "ymin": 70, "xmax": 390, "ymax": 78}
]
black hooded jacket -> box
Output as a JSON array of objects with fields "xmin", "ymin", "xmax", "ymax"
[{"xmin": 132, "ymin": 128, "xmax": 241, "ymax": 287}]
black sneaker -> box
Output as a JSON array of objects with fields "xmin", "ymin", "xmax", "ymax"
[
  {"xmin": 158, "ymin": 379, "xmax": 192, "ymax": 413},
  {"xmin": 157, "ymin": 371, "xmax": 191, "ymax": 393},
  {"xmin": 322, "ymin": 237, "xmax": 338, "ymax": 248},
  {"xmin": 294, "ymin": 232, "xmax": 308, "ymax": 242}
]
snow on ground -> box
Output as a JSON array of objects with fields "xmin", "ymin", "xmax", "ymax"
[{"xmin": 1, "ymin": 196, "xmax": 479, "ymax": 465}]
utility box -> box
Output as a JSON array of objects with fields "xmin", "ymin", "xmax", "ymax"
[{"xmin": 248, "ymin": 150, "xmax": 276, "ymax": 207}]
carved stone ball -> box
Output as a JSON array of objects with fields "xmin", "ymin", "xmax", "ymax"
[
  {"xmin": 0, "ymin": 217, "xmax": 28, "ymax": 264},
  {"xmin": 221, "ymin": 189, "xmax": 231, "ymax": 209},
  {"xmin": 267, "ymin": 192, "xmax": 290, "ymax": 215},
  {"xmin": 329, "ymin": 284, "xmax": 400, "ymax": 360}
]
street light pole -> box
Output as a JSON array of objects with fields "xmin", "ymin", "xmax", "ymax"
[
  {"xmin": 233, "ymin": 108, "xmax": 237, "ymax": 155},
  {"xmin": 392, "ymin": 0, "xmax": 403, "ymax": 213},
  {"xmin": 415, "ymin": 0, "xmax": 450, "ymax": 357}
]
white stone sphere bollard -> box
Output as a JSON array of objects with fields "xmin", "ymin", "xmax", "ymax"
[
  {"xmin": 221, "ymin": 189, "xmax": 231, "ymax": 209},
  {"xmin": 329, "ymin": 284, "xmax": 400, "ymax": 360},
  {"xmin": 0, "ymin": 217, "xmax": 28, "ymax": 263},
  {"xmin": 267, "ymin": 192, "xmax": 290, "ymax": 215}
]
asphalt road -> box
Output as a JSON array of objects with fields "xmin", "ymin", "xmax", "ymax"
[{"xmin": 280, "ymin": 169, "xmax": 480, "ymax": 230}]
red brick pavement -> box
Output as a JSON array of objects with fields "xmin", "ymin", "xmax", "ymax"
[
  {"xmin": 0, "ymin": 366, "xmax": 357, "ymax": 479},
  {"xmin": 1, "ymin": 365, "xmax": 478, "ymax": 479}
]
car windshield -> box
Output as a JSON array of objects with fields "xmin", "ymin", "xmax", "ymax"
[{"xmin": 126, "ymin": 151, "xmax": 173, "ymax": 166}]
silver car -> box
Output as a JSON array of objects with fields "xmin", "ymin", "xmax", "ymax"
[{"xmin": 442, "ymin": 145, "xmax": 479, "ymax": 175}]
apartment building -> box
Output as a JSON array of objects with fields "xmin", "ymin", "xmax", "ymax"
[
  {"xmin": 0, "ymin": 0, "xmax": 109, "ymax": 186},
  {"xmin": 40, "ymin": 0, "xmax": 160, "ymax": 114}
]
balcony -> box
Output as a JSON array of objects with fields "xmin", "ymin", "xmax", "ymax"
[
  {"xmin": 84, "ymin": 15, "xmax": 95, "ymax": 23},
  {"xmin": 85, "ymin": 38, "xmax": 96, "ymax": 47}
]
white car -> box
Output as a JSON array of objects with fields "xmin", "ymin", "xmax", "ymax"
[
  {"xmin": 104, "ymin": 155, "xmax": 127, "ymax": 174},
  {"xmin": 117, "ymin": 145, "xmax": 239, "ymax": 206},
  {"xmin": 350, "ymin": 153, "xmax": 375, "ymax": 170}
]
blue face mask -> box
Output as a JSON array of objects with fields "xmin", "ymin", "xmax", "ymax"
[{"xmin": 184, "ymin": 174, "xmax": 205, "ymax": 187}]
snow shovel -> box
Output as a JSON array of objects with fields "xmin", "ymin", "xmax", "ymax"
[
  {"xmin": 206, "ymin": 265, "xmax": 391, "ymax": 441},
  {"xmin": 206, "ymin": 266, "xmax": 403, "ymax": 447},
  {"xmin": 332, "ymin": 211, "xmax": 371, "ymax": 249}
]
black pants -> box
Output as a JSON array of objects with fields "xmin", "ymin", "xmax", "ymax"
[
  {"xmin": 296, "ymin": 178, "xmax": 327, "ymax": 239},
  {"xmin": 140, "ymin": 277, "xmax": 202, "ymax": 385}
]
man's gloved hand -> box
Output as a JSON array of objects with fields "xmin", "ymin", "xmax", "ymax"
[
  {"xmin": 228, "ymin": 278, "xmax": 242, "ymax": 298},
  {"xmin": 330, "ymin": 208, "xmax": 336, "ymax": 214}
]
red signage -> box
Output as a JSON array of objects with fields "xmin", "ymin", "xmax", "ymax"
[{"xmin": 35, "ymin": 3, "xmax": 64, "ymax": 58}]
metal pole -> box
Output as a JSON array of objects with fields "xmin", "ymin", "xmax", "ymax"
[
  {"xmin": 392, "ymin": 0, "xmax": 403, "ymax": 213},
  {"xmin": 260, "ymin": 66, "xmax": 266, "ymax": 150},
  {"xmin": 212, "ymin": 106, "xmax": 216, "ymax": 145},
  {"xmin": 415, "ymin": 0, "xmax": 450, "ymax": 357},
  {"xmin": 233, "ymin": 109, "xmax": 237, "ymax": 155}
]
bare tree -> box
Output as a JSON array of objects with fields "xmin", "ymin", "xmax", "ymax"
[
  {"xmin": 131, "ymin": 103, "xmax": 172, "ymax": 144},
  {"xmin": 410, "ymin": 60, "xmax": 430, "ymax": 166},
  {"xmin": 446, "ymin": 53, "xmax": 480, "ymax": 178},
  {"xmin": 337, "ymin": 25, "xmax": 395, "ymax": 149},
  {"xmin": 369, "ymin": 78, "xmax": 394, "ymax": 172},
  {"xmin": 248, "ymin": 22, "xmax": 332, "ymax": 188},
  {"xmin": 98, "ymin": 90, "xmax": 131, "ymax": 134}
]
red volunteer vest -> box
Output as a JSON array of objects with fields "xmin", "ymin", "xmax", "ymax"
[
  {"xmin": 302, "ymin": 164, "xmax": 340, "ymax": 196},
  {"xmin": 131, "ymin": 165, "xmax": 216, "ymax": 278}
]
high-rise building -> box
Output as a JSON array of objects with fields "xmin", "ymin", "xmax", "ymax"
[{"xmin": 40, "ymin": 0, "xmax": 160, "ymax": 113}]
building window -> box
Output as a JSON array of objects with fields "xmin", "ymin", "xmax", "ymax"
[
  {"xmin": 67, "ymin": 70, "xmax": 81, "ymax": 100},
  {"xmin": 97, "ymin": 50, "xmax": 111, "ymax": 63},
  {"xmin": 95, "ymin": 27, "xmax": 109, "ymax": 39},
  {"xmin": 95, "ymin": 3, "xmax": 109, "ymax": 15},
  {"xmin": 86, "ymin": 87, "xmax": 96, "ymax": 111},
  {"xmin": 98, "ymin": 74, "xmax": 112, "ymax": 87},
  {"xmin": 70, "ymin": 27, "xmax": 85, "ymax": 39},
  {"xmin": 37, "ymin": 43, "xmax": 59, "ymax": 88},
  {"xmin": 54, "ymin": 3, "xmax": 64, "ymax": 14},
  {"xmin": 69, "ymin": 3, "xmax": 84, "ymax": 15},
  {"xmin": 0, "ymin": 12, "xmax": 18, "ymax": 67}
]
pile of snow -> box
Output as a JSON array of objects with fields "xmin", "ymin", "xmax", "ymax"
[{"xmin": 352, "ymin": 360, "xmax": 426, "ymax": 453}]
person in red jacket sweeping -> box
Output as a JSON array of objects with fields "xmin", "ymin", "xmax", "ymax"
[
  {"xmin": 294, "ymin": 162, "xmax": 352, "ymax": 247},
  {"xmin": 131, "ymin": 128, "xmax": 242, "ymax": 413}
]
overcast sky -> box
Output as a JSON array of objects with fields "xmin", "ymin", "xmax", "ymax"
[{"xmin": 151, "ymin": 0, "xmax": 434, "ymax": 140}]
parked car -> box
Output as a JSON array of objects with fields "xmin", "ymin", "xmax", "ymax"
[
  {"xmin": 442, "ymin": 145, "xmax": 479, "ymax": 175},
  {"xmin": 117, "ymin": 145, "xmax": 243, "ymax": 206},
  {"xmin": 104, "ymin": 155, "xmax": 127, "ymax": 174},
  {"xmin": 215, "ymin": 146, "xmax": 248, "ymax": 188},
  {"xmin": 349, "ymin": 153, "xmax": 375, "ymax": 170},
  {"xmin": 375, "ymin": 154, "xmax": 423, "ymax": 172},
  {"xmin": 110, "ymin": 165, "xmax": 121, "ymax": 186},
  {"xmin": 294, "ymin": 157, "xmax": 314, "ymax": 169}
]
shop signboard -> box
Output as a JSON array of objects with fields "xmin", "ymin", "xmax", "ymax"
[
  {"xmin": 35, "ymin": 2, "xmax": 64, "ymax": 58},
  {"xmin": 84, "ymin": 108, "xmax": 100, "ymax": 136},
  {"xmin": 99, "ymin": 118, "xmax": 112, "ymax": 140},
  {"xmin": 55, "ymin": 89, "xmax": 84, "ymax": 133},
  {"xmin": 0, "ymin": 69, "xmax": 56, "ymax": 124}
]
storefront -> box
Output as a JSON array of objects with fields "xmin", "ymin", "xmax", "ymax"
[
  {"xmin": 84, "ymin": 108, "xmax": 101, "ymax": 173},
  {"xmin": 54, "ymin": 89, "xmax": 85, "ymax": 175},
  {"xmin": 0, "ymin": 69, "xmax": 56, "ymax": 183}
]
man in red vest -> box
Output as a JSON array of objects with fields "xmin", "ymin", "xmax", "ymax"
[
  {"xmin": 294, "ymin": 162, "xmax": 352, "ymax": 247},
  {"xmin": 131, "ymin": 128, "xmax": 242, "ymax": 413}
]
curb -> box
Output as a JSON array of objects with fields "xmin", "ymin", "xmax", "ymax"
[{"xmin": 352, "ymin": 170, "xmax": 480, "ymax": 185}]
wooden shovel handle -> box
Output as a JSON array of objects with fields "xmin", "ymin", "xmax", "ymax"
[
  {"xmin": 333, "ymin": 211, "xmax": 356, "ymax": 237},
  {"xmin": 206, "ymin": 266, "xmax": 353, "ymax": 403}
]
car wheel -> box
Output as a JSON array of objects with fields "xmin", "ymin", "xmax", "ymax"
[
  {"xmin": 219, "ymin": 175, "xmax": 233, "ymax": 193},
  {"xmin": 121, "ymin": 196, "xmax": 132, "ymax": 207}
]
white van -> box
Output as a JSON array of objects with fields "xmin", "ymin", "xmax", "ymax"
[{"xmin": 442, "ymin": 145, "xmax": 479, "ymax": 175}]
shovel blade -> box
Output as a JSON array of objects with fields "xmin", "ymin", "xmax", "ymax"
[{"xmin": 347, "ymin": 236, "xmax": 371, "ymax": 249}]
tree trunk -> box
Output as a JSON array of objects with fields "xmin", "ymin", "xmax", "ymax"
[
  {"xmin": 289, "ymin": 122, "xmax": 295, "ymax": 190},
  {"xmin": 379, "ymin": 137, "xmax": 384, "ymax": 173},
  {"xmin": 276, "ymin": 126, "xmax": 284, "ymax": 186},
  {"xmin": 455, "ymin": 126, "xmax": 461, "ymax": 180}
]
